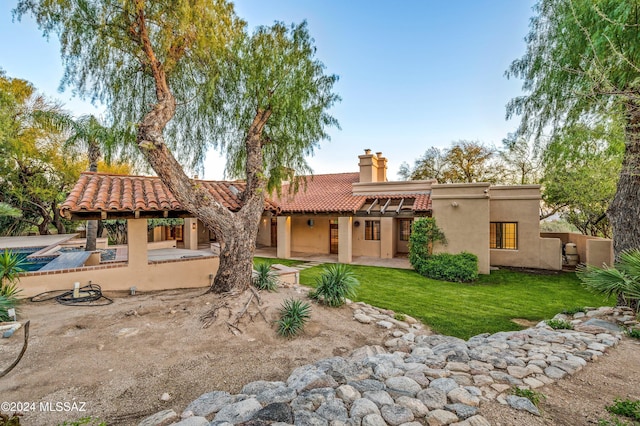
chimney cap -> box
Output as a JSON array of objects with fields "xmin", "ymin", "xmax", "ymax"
[
  {"xmin": 364, "ymin": 149, "xmax": 371, "ymax": 155},
  {"xmin": 376, "ymin": 152, "xmax": 383, "ymax": 158}
]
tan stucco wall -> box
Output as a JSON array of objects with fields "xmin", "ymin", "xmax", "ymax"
[
  {"xmin": 19, "ymin": 218, "xmax": 219, "ymax": 297},
  {"xmin": 488, "ymin": 186, "xmax": 560, "ymax": 270},
  {"xmin": 431, "ymin": 183, "xmax": 491, "ymax": 274},
  {"xmin": 290, "ymin": 216, "xmax": 332, "ymax": 254},
  {"xmin": 18, "ymin": 257, "xmax": 218, "ymax": 298},
  {"xmin": 352, "ymin": 219, "xmax": 382, "ymax": 257},
  {"xmin": 276, "ymin": 216, "xmax": 291, "ymax": 258},
  {"xmin": 541, "ymin": 232, "xmax": 613, "ymax": 267}
]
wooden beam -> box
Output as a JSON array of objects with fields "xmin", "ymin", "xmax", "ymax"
[
  {"xmin": 395, "ymin": 198, "xmax": 405, "ymax": 214},
  {"xmin": 366, "ymin": 198, "xmax": 379, "ymax": 215},
  {"xmin": 380, "ymin": 198, "xmax": 392, "ymax": 214}
]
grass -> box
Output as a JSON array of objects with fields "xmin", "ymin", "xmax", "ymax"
[
  {"xmin": 545, "ymin": 318, "xmax": 574, "ymax": 330},
  {"xmin": 299, "ymin": 265, "xmax": 614, "ymax": 339},
  {"xmin": 607, "ymin": 399, "xmax": 640, "ymax": 421},
  {"xmin": 253, "ymin": 257, "xmax": 303, "ymax": 267},
  {"xmin": 510, "ymin": 386, "xmax": 546, "ymax": 407}
]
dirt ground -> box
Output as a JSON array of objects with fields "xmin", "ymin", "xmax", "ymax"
[{"xmin": 1, "ymin": 286, "xmax": 639, "ymax": 426}]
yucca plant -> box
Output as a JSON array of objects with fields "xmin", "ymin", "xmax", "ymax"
[
  {"xmin": 577, "ymin": 250, "xmax": 640, "ymax": 311},
  {"xmin": 277, "ymin": 298, "xmax": 311, "ymax": 337},
  {"xmin": 252, "ymin": 261, "xmax": 279, "ymax": 291},
  {"xmin": 310, "ymin": 263, "xmax": 359, "ymax": 307},
  {"xmin": 0, "ymin": 249, "xmax": 25, "ymax": 320}
]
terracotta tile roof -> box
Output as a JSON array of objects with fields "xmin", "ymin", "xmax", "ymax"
[
  {"xmin": 61, "ymin": 171, "xmax": 431, "ymax": 219},
  {"xmin": 273, "ymin": 173, "xmax": 366, "ymax": 213},
  {"xmin": 60, "ymin": 172, "xmax": 277, "ymax": 218}
]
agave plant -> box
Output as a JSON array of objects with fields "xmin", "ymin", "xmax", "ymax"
[
  {"xmin": 277, "ymin": 298, "xmax": 311, "ymax": 337},
  {"xmin": 577, "ymin": 249, "xmax": 640, "ymax": 311},
  {"xmin": 252, "ymin": 261, "xmax": 279, "ymax": 291},
  {"xmin": 310, "ymin": 263, "xmax": 359, "ymax": 307}
]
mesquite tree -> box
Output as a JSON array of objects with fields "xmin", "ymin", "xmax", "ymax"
[
  {"xmin": 506, "ymin": 0, "xmax": 640, "ymax": 259},
  {"xmin": 17, "ymin": 1, "xmax": 339, "ymax": 293}
]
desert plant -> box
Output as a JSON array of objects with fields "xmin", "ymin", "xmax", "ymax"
[
  {"xmin": 310, "ymin": 264, "xmax": 359, "ymax": 307},
  {"xmin": 510, "ymin": 386, "xmax": 546, "ymax": 407},
  {"xmin": 57, "ymin": 417, "xmax": 107, "ymax": 426},
  {"xmin": 0, "ymin": 411, "xmax": 21, "ymax": 426},
  {"xmin": 277, "ymin": 298, "xmax": 311, "ymax": 337},
  {"xmin": 0, "ymin": 250, "xmax": 25, "ymax": 321},
  {"xmin": 545, "ymin": 318, "xmax": 574, "ymax": 330},
  {"xmin": 416, "ymin": 252, "xmax": 479, "ymax": 282},
  {"xmin": 561, "ymin": 306, "xmax": 587, "ymax": 315},
  {"xmin": 408, "ymin": 217, "xmax": 447, "ymax": 269},
  {"xmin": 253, "ymin": 262, "xmax": 279, "ymax": 291},
  {"xmin": 597, "ymin": 416, "xmax": 634, "ymax": 426},
  {"xmin": 394, "ymin": 313, "xmax": 406, "ymax": 322},
  {"xmin": 627, "ymin": 328, "xmax": 640, "ymax": 339},
  {"xmin": 577, "ymin": 250, "xmax": 640, "ymax": 311},
  {"xmin": 606, "ymin": 399, "xmax": 640, "ymax": 421}
]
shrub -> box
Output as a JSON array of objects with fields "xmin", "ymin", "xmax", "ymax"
[
  {"xmin": 57, "ymin": 418, "xmax": 107, "ymax": 426},
  {"xmin": 310, "ymin": 264, "xmax": 359, "ymax": 307},
  {"xmin": 394, "ymin": 313, "xmax": 406, "ymax": 321},
  {"xmin": 0, "ymin": 249, "xmax": 24, "ymax": 321},
  {"xmin": 627, "ymin": 328, "xmax": 640, "ymax": 339},
  {"xmin": 577, "ymin": 249, "xmax": 640, "ymax": 311},
  {"xmin": 606, "ymin": 399, "xmax": 640, "ymax": 421},
  {"xmin": 561, "ymin": 306, "xmax": 587, "ymax": 315},
  {"xmin": 252, "ymin": 261, "xmax": 278, "ymax": 291},
  {"xmin": 417, "ymin": 252, "xmax": 478, "ymax": 282},
  {"xmin": 408, "ymin": 217, "xmax": 446, "ymax": 269},
  {"xmin": 510, "ymin": 386, "xmax": 546, "ymax": 407},
  {"xmin": 277, "ymin": 298, "xmax": 311, "ymax": 337},
  {"xmin": 545, "ymin": 318, "xmax": 574, "ymax": 329}
]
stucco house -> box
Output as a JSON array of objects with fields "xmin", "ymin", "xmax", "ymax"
[{"xmin": 17, "ymin": 148, "xmax": 613, "ymax": 296}]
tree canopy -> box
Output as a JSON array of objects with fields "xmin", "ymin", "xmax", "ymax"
[
  {"xmin": 506, "ymin": 0, "xmax": 640, "ymax": 256},
  {"xmin": 16, "ymin": 0, "xmax": 340, "ymax": 292}
]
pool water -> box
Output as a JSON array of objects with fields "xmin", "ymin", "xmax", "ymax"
[
  {"xmin": 9, "ymin": 247, "xmax": 117, "ymax": 272},
  {"xmin": 13, "ymin": 248, "xmax": 54, "ymax": 272}
]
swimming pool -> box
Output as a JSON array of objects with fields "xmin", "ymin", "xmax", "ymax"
[{"xmin": 13, "ymin": 247, "xmax": 55, "ymax": 272}]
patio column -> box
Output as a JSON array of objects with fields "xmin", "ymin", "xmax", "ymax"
[
  {"xmin": 380, "ymin": 217, "xmax": 394, "ymax": 258},
  {"xmin": 127, "ymin": 218, "xmax": 148, "ymax": 269},
  {"xmin": 183, "ymin": 218, "xmax": 198, "ymax": 250},
  {"xmin": 276, "ymin": 216, "xmax": 291, "ymax": 259},
  {"xmin": 338, "ymin": 216, "xmax": 352, "ymax": 264}
]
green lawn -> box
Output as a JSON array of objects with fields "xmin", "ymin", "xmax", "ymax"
[
  {"xmin": 254, "ymin": 257, "xmax": 304, "ymax": 267},
  {"xmin": 299, "ymin": 265, "xmax": 614, "ymax": 339}
]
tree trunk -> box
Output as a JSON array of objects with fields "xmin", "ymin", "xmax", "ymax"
[
  {"xmin": 608, "ymin": 101, "xmax": 640, "ymax": 257},
  {"xmin": 607, "ymin": 101, "xmax": 640, "ymax": 309}
]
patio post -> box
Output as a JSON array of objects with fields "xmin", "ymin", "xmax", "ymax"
[
  {"xmin": 183, "ymin": 218, "xmax": 198, "ymax": 250},
  {"xmin": 276, "ymin": 216, "xmax": 291, "ymax": 259},
  {"xmin": 127, "ymin": 218, "xmax": 148, "ymax": 268},
  {"xmin": 338, "ymin": 216, "xmax": 352, "ymax": 264},
  {"xmin": 380, "ymin": 217, "xmax": 394, "ymax": 258}
]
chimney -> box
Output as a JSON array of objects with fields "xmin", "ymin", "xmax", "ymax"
[
  {"xmin": 376, "ymin": 152, "xmax": 387, "ymax": 182},
  {"xmin": 358, "ymin": 149, "xmax": 378, "ymax": 183}
]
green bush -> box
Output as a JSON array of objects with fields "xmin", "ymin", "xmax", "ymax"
[
  {"xmin": 606, "ymin": 399, "xmax": 640, "ymax": 421},
  {"xmin": 545, "ymin": 318, "xmax": 574, "ymax": 329},
  {"xmin": 277, "ymin": 298, "xmax": 311, "ymax": 337},
  {"xmin": 561, "ymin": 306, "xmax": 587, "ymax": 315},
  {"xmin": 408, "ymin": 217, "xmax": 446, "ymax": 269},
  {"xmin": 0, "ymin": 249, "xmax": 24, "ymax": 321},
  {"xmin": 627, "ymin": 328, "xmax": 640, "ymax": 339},
  {"xmin": 310, "ymin": 264, "xmax": 359, "ymax": 307},
  {"xmin": 510, "ymin": 386, "xmax": 546, "ymax": 407},
  {"xmin": 253, "ymin": 261, "xmax": 279, "ymax": 291},
  {"xmin": 416, "ymin": 252, "xmax": 478, "ymax": 282}
]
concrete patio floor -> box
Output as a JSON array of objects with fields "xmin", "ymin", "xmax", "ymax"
[{"xmin": 254, "ymin": 246, "xmax": 412, "ymax": 269}]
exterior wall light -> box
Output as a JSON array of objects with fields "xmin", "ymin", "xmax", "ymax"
[
  {"xmin": 307, "ymin": 219, "xmax": 314, "ymax": 227},
  {"xmin": 451, "ymin": 202, "xmax": 459, "ymax": 207}
]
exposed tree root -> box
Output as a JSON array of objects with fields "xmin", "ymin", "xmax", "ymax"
[
  {"xmin": 200, "ymin": 289, "xmax": 268, "ymax": 334},
  {"xmin": 0, "ymin": 320, "xmax": 30, "ymax": 379}
]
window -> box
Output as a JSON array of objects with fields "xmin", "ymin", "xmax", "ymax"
[
  {"xmin": 365, "ymin": 220, "xmax": 380, "ymax": 240},
  {"xmin": 399, "ymin": 219, "xmax": 412, "ymax": 241},
  {"xmin": 490, "ymin": 222, "xmax": 517, "ymax": 250}
]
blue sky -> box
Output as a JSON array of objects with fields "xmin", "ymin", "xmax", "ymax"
[{"xmin": 0, "ymin": 1, "xmax": 535, "ymax": 180}]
